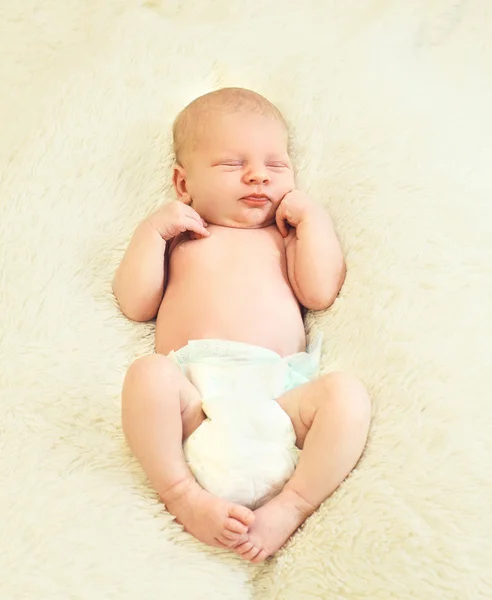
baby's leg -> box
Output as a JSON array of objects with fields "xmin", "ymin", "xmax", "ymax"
[
  {"xmin": 122, "ymin": 354, "xmax": 254, "ymax": 548},
  {"xmin": 233, "ymin": 372, "xmax": 371, "ymax": 562}
]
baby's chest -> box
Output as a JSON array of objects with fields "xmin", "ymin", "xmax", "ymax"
[{"xmin": 169, "ymin": 229, "xmax": 287, "ymax": 277}]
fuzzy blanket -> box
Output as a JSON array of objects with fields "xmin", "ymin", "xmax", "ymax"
[{"xmin": 1, "ymin": 1, "xmax": 491, "ymax": 598}]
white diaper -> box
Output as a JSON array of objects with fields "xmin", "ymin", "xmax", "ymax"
[{"xmin": 168, "ymin": 335, "xmax": 322, "ymax": 509}]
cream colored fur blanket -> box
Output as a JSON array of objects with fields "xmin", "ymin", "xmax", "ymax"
[{"xmin": 1, "ymin": 1, "xmax": 491, "ymax": 598}]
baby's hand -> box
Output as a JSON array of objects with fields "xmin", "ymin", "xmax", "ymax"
[
  {"xmin": 275, "ymin": 190, "xmax": 318, "ymax": 238},
  {"xmin": 147, "ymin": 201, "xmax": 209, "ymax": 241}
]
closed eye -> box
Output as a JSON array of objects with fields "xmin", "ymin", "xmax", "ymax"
[
  {"xmin": 215, "ymin": 160, "xmax": 289, "ymax": 169},
  {"xmin": 219, "ymin": 161, "xmax": 243, "ymax": 167}
]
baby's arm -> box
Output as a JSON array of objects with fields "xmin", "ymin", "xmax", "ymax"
[
  {"xmin": 113, "ymin": 201, "xmax": 209, "ymax": 321},
  {"xmin": 276, "ymin": 191, "xmax": 346, "ymax": 311},
  {"xmin": 113, "ymin": 219, "xmax": 167, "ymax": 322}
]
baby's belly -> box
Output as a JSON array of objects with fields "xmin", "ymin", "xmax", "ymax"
[
  {"xmin": 155, "ymin": 227, "xmax": 306, "ymax": 356},
  {"xmin": 156, "ymin": 288, "xmax": 305, "ymax": 356}
]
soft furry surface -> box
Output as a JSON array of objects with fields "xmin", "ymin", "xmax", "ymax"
[{"xmin": 1, "ymin": 1, "xmax": 491, "ymax": 598}]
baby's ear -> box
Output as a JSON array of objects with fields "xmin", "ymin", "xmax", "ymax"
[{"xmin": 172, "ymin": 163, "xmax": 191, "ymax": 204}]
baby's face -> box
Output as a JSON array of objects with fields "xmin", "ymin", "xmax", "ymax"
[{"xmin": 175, "ymin": 112, "xmax": 295, "ymax": 228}]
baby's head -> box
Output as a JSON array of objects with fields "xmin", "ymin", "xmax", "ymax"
[{"xmin": 172, "ymin": 87, "xmax": 295, "ymax": 229}]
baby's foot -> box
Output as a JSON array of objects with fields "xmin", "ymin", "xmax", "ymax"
[
  {"xmin": 164, "ymin": 478, "xmax": 255, "ymax": 549},
  {"xmin": 233, "ymin": 488, "xmax": 316, "ymax": 563}
]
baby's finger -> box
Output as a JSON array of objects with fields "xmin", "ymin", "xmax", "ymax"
[
  {"xmin": 183, "ymin": 206, "xmax": 206, "ymax": 228},
  {"xmin": 184, "ymin": 204, "xmax": 205, "ymax": 223},
  {"xmin": 188, "ymin": 230, "xmax": 210, "ymax": 240},
  {"xmin": 185, "ymin": 215, "xmax": 210, "ymax": 237},
  {"xmin": 275, "ymin": 209, "xmax": 288, "ymax": 238},
  {"xmin": 186, "ymin": 211, "xmax": 209, "ymax": 233}
]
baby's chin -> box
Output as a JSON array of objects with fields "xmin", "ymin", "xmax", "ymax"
[{"xmin": 209, "ymin": 214, "xmax": 276, "ymax": 229}]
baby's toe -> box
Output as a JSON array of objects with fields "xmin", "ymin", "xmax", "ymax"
[
  {"xmin": 241, "ymin": 544, "xmax": 263, "ymax": 562},
  {"xmin": 251, "ymin": 549, "xmax": 269, "ymax": 563},
  {"xmin": 218, "ymin": 528, "xmax": 248, "ymax": 547},
  {"xmin": 225, "ymin": 517, "xmax": 247, "ymax": 535},
  {"xmin": 233, "ymin": 540, "xmax": 254, "ymax": 556},
  {"xmin": 216, "ymin": 532, "xmax": 243, "ymax": 548},
  {"xmin": 221, "ymin": 529, "xmax": 243, "ymax": 541},
  {"xmin": 228, "ymin": 504, "xmax": 255, "ymax": 528}
]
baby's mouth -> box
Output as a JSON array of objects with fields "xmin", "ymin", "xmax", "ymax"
[{"xmin": 241, "ymin": 194, "xmax": 270, "ymax": 205}]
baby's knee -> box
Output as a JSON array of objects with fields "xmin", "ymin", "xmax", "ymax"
[
  {"xmin": 125, "ymin": 353, "xmax": 164, "ymax": 382},
  {"xmin": 320, "ymin": 372, "xmax": 371, "ymax": 424},
  {"xmin": 123, "ymin": 353, "xmax": 176, "ymax": 399}
]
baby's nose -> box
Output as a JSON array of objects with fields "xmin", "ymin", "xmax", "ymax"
[{"xmin": 245, "ymin": 166, "xmax": 271, "ymax": 184}]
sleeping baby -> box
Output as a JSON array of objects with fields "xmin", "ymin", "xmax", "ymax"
[{"xmin": 113, "ymin": 87, "xmax": 371, "ymax": 563}]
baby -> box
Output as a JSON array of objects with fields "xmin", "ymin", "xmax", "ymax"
[{"xmin": 113, "ymin": 87, "xmax": 371, "ymax": 563}]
